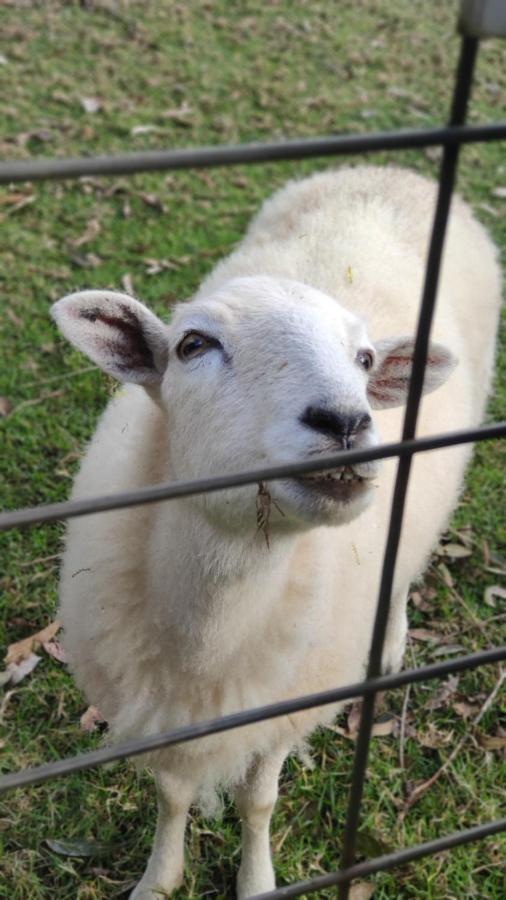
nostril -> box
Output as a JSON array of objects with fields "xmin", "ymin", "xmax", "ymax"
[
  {"xmin": 300, "ymin": 406, "xmax": 371, "ymax": 446},
  {"xmin": 356, "ymin": 412, "xmax": 372, "ymax": 432}
]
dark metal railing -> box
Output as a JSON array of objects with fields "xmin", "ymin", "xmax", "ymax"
[{"xmin": 1, "ymin": 4, "xmax": 504, "ymax": 898}]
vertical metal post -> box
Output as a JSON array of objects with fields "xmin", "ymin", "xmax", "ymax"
[{"xmin": 337, "ymin": 35, "xmax": 479, "ymax": 899}]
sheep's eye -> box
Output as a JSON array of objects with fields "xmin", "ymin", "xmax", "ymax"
[
  {"xmin": 356, "ymin": 349, "xmax": 374, "ymax": 372},
  {"xmin": 177, "ymin": 331, "xmax": 219, "ymax": 361}
]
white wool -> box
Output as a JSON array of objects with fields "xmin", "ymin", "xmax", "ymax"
[{"xmin": 52, "ymin": 166, "xmax": 501, "ymax": 898}]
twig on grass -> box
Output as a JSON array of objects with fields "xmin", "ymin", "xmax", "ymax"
[
  {"xmin": 9, "ymin": 389, "xmax": 64, "ymax": 416},
  {"xmin": 18, "ymin": 553, "xmax": 61, "ymax": 568},
  {"xmin": 401, "ymin": 667, "xmax": 505, "ymax": 817},
  {"xmin": 23, "ymin": 365, "xmax": 98, "ymax": 388}
]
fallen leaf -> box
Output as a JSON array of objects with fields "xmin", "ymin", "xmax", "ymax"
[
  {"xmin": 6, "ymin": 620, "xmax": 61, "ymax": 665},
  {"xmin": 409, "ymin": 628, "xmax": 443, "ymax": 643},
  {"xmin": 131, "ymin": 124, "xmax": 160, "ymax": 135},
  {"xmin": 436, "ymin": 543, "xmax": 472, "ymax": 559},
  {"xmin": 417, "ymin": 722, "xmax": 454, "ymax": 748},
  {"xmin": 70, "ymin": 217, "xmax": 101, "ymax": 248},
  {"xmin": 70, "ymin": 252, "xmax": 102, "ymax": 269},
  {"xmin": 162, "ymin": 101, "xmax": 193, "ymax": 125},
  {"xmin": 350, "ymin": 884, "xmax": 375, "ymax": 900},
  {"xmin": 0, "ymin": 191, "xmax": 34, "ymax": 207},
  {"xmin": 452, "ymin": 700, "xmax": 481, "ymax": 719},
  {"xmin": 424, "ymin": 674, "xmax": 459, "ymax": 711},
  {"xmin": 410, "ymin": 590, "xmax": 431, "ymax": 612},
  {"xmin": 477, "ymin": 732, "xmax": 506, "ymax": 751},
  {"xmin": 16, "ymin": 129, "xmax": 53, "ymax": 147},
  {"xmin": 0, "ymin": 689, "xmax": 16, "ymax": 722},
  {"xmin": 346, "ymin": 700, "xmax": 362, "ymax": 738},
  {"xmin": 371, "ymin": 716, "xmax": 395, "ymax": 738},
  {"xmin": 138, "ymin": 191, "xmax": 166, "ymax": 212},
  {"xmin": 46, "ymin": 838, "xmax": 111, "ymax": 857},
  {"xmin": 484, "ymin": 585, "xmax": 506, "ymax": 608},
  {"xmin": 432, "ymin": 644, "xmax": 466, "ymax": 656},
  {"xmin": 437, "ymin": 562, "xmax": 454, "ymax": 588},
  {"xmin": 121, "ymin": 273, "xmax": 135, "ymax": 295},
  {"xmin": 80, "ymin": 96, "xmax": 102, "ymax": 114},
  {"xmin": 0, "ymin": 397, "xmax": 12, "ymax": 417},
  {"xmin": 42, "ymin": 641, "xmax": 67, "ymax": 663},
  {"xmin": 80, "ymin": 705, "xmax": 106, "ymax": 732},
  {"xmin": 5, "ymin": 652, "xmax": 41, "ymax": 685}
]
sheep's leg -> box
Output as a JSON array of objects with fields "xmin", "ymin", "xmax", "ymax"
[
  {"xmin": 381, "ymin": 590, "xmax": 409, "ymax": 675},
  {"xmin": 234, "ymin": 747, "xmax": 287, "ymax": 899},
  {"xmin": 130, "ymin": 770, "xmax": 193, "ymax": 900}
]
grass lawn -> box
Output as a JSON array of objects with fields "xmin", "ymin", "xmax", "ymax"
[{"xmin": 0, "ymin": 2, "xmax": 505, "ymax": 898}]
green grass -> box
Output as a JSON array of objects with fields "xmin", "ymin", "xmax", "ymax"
[{"xmin": 0, "ymin": 1, "xmax": 505, "ymax": 897}]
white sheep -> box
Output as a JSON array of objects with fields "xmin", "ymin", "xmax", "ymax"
[{"xmin": 51, "ymin": 165, "xmax": 501, "ymax": 899}]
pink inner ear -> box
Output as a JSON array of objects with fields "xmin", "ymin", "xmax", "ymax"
[{"xmin": 79, "ymin": 305, "xmax": 155, "ymax": 374}]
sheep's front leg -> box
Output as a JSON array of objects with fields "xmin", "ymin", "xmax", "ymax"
[
  {"xmin": 130, "ymin": 770, "xmax": 193, "ymax": 900},
  {"xmin": 234, "ymin": 747, "xmax": 287, "ymax": 899},
  {"xmin": 381, "ymin": 591, "xmax": 408, "ymax": 675}
]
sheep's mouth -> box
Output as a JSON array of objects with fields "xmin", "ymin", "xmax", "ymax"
[{"xmin": 294, "ymin": 465, "xmax": 370, "ymax": 501}]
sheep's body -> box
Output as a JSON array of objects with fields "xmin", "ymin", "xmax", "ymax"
[{"xmin": 56, "ymin": 167, "xmax": 500, "ymax": 898}]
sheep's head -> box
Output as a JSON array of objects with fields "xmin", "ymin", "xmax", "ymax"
[{"xmin": 51, "ymin": 277, "xmax": 456, "ymax": 532}]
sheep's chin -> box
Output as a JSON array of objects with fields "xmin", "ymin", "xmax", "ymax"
[{"xmin": 275, "ymin": 475, "xmax": 375, "ymax": 527}]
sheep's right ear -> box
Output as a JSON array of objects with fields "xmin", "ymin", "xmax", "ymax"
[{"xmin": 51, "ymin": 291, "xmax": 169, "ymax": 385}]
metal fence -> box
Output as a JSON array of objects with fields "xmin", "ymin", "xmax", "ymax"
[{"xmin": 1, "ymin": 3, "xmax": 506, "ymax": 898}]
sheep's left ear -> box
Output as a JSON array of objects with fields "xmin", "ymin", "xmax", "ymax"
[
  {"xmin": 368, "ymin": 337, "xmax": 458, "ymax": 409},
  {"xmin": 51, "ymin": 290, "xmax": 169, "ymax": 385}
]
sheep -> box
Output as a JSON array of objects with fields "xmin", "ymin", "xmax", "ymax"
[{"xmin": 51, "ymin": 165, "xmax": 501, "ymax": 899}]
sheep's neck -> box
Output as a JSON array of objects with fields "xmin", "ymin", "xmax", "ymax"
[{"xmin": 147, "ymin": 498, "xmax": 296, "ymax": 662}]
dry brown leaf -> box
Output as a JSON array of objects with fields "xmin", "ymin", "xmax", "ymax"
[
  {"xmin": 0, "ymin": 397, "xmax": 13, "ymax": 417},
  {"xmin": 477, "ymin": 732, "xmax": 506, "ymax": 751},
  {"xmin": 121, "ymin": 273, "xmax": 135, "ymax": 295},
  {"xmin": 0, "ymin": 191, "xmax": 34, "ymax": 207},
  {"xmin": 80, "ymin": 705, "xmax": 106, "ymax": 732},
  {"xmin": 6, "ymin": 652, "xmax": 42, "ymax": 685},
  {"xmin": 410, "ymin": 590, "xmax": 431, "ymax": 612},
  {"xmin": 409, "ymin": 628, "xmax": 443, "ymax": 643},
  {"xmin": 346, "ymin": 700, "xmax": 363, "ymax": 739},
  {"xmin": 70, "ymin": 217, "xmax": 101, "ymax": 248},
  {"xmin": 424, "ymin": 674, "xmax": 459, "ymax": 711},
  {"xmin": 80, "ymin": 96, "xmax": 102, "ymax": 114},
  {"xmin": 484, "ymin": 585, "xmax": 506, "ymax": 608},
  {"xmin": 6, "ymin": 620, "xmax": 61, "ymax": 665},
  {"xmin": 436, "ymin": 542, "xmax": 472, "ymax": 559},
  {"xmin": 42, "ymin": 641, "xmax": 67, "ymax": 664},
  {"xmin": 452, "ymin": 700, "xmax": 481, "ymax": 720},
  {"xmin": 138, "ymin": 191, "xmax": 166, "ymax": 212},
  {"xmin": 417, "ymin": 723, "xmax": 454, "ymax": 749},
  {"xmin": 349, "ymin": 884, "xmax": 375, "ymax": 900},
  {"xmin": 371, "ymin": 717, "xmax": 395, "ymax": 738}
]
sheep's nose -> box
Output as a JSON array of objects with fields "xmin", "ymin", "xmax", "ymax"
[{"xmin": 300, "ymin": 407, "xmax": 372, "ymax": 449}]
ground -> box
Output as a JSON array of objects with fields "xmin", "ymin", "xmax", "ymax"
[{"xmin": 0, "ymin": 2, "xmax": 505, "ymax": 898}]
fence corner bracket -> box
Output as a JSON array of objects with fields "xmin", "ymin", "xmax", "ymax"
[{"xmin": 459, "ymin": 0, "xmax": 506, "ymax": 37}]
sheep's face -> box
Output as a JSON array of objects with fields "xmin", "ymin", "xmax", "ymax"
[
  {"xmin": 165, "ymin": 277, "xmax": 380, "ymax": 529},
  {"xmin": 51, "ymin": 277, "xmax": 456, "ymax": 532}
]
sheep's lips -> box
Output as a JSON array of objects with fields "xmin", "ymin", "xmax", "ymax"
[{"xmin": 293, "ymin": 465, "xmax": 372, "ymax": 502}]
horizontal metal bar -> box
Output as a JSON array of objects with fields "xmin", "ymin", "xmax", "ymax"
[
  {"xmin": 1, "ymin": 645, "xmax": 504, "ymax": 793},
  {"xmin": 1, "ymin": 423, "xmax": 504, "ymax": 533},
  {"xmin": 1, "ymin": 124, "xmax": 505, "ymax": 185},
  {"xmin": 250, "ymin": 817, "xmax": 506, "ymax": 898}
]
